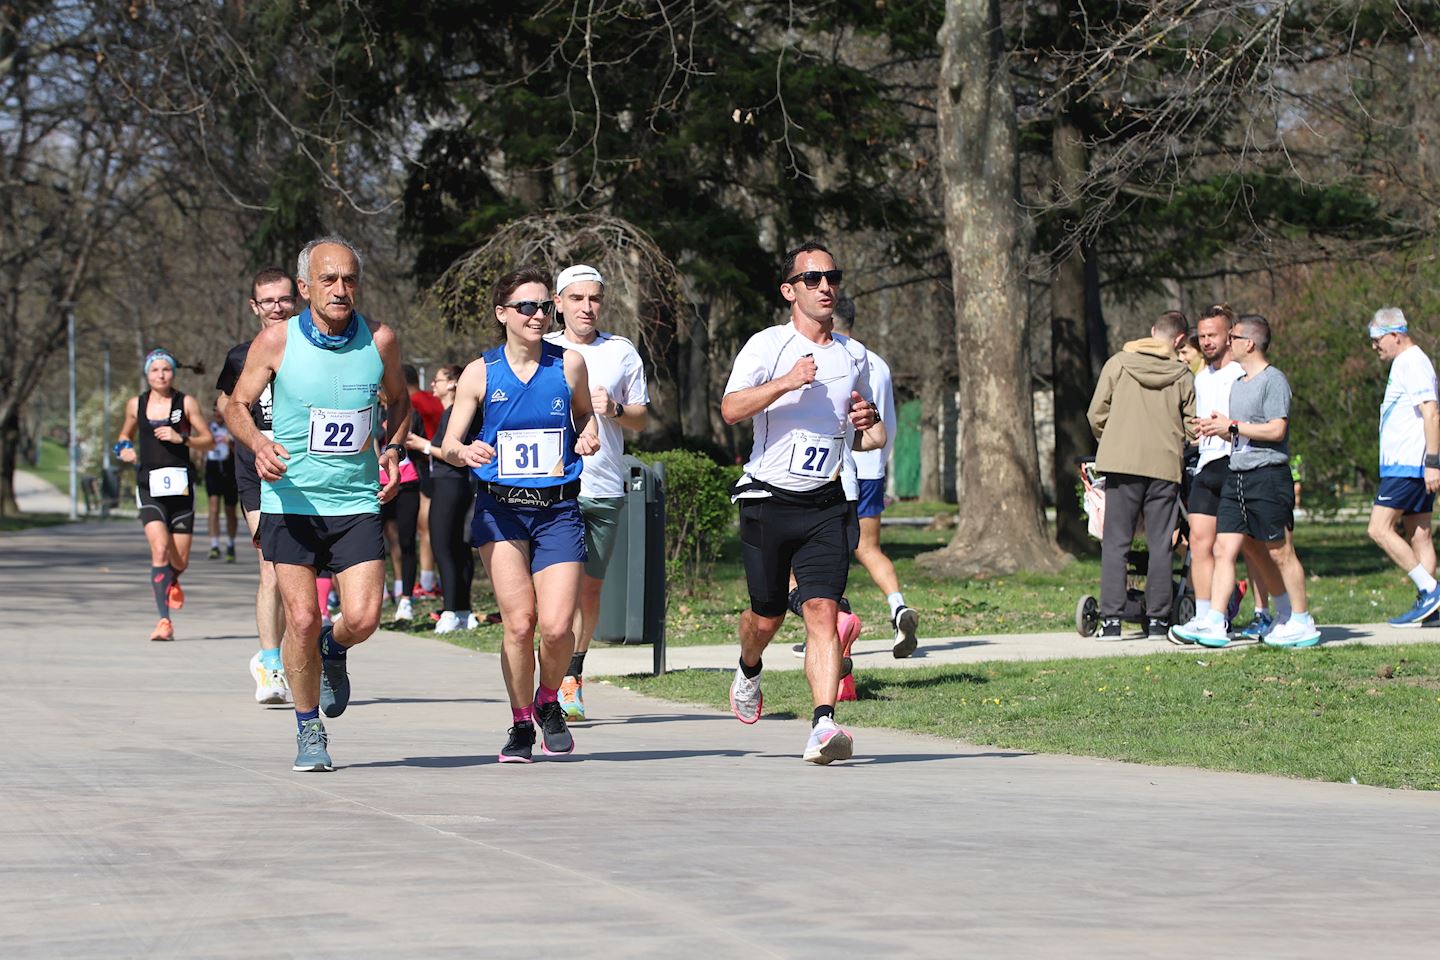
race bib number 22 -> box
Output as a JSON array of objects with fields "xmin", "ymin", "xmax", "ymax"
[{"xmin": 307, "ymin": 406, "xmax": 373, "ymax": 456}]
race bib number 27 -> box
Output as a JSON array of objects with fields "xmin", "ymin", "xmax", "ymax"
[
  {"xmin": 307, "ymin": 406, "xmax": 373, "ymax": 456},
  {"xmin": 788, "ymin": 431, "xmax": 843, "ymax": 480}
]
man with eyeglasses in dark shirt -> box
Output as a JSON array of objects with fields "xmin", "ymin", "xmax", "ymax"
[{"xmin": 216, "ymin": 267, "xmax": 297, "ymax": 707}]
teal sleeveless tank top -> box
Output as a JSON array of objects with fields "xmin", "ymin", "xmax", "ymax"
[{"xmin": 260, "ymin": 313, "xmax": 383, "ymax": 516}]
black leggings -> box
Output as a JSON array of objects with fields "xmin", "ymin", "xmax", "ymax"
[
  {"xmin": 383, "ymin": 482, "xmax": 421, "ymax": 595},
  {"xmin": 430, "ymin": 476, "xmax": 475, "ymax": 611}
]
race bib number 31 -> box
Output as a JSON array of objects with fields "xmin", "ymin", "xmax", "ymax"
[
  {"xmin": 307, "ymin": 406, "xmax": 373, "ymax": 456},
  {"xmin": 148, "ymin": 466, "xmax": 189, "ymax": 497},
  {"xmin": 788, "ymin": 432, "xmax": 843, "ymax": 480},
  {"xmin": 497, "ymin": 429, "xmax": 564, "ymax": 479}
]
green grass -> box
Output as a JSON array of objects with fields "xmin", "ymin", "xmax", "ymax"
[
  {"xmin": 610, "ymin": 644, "xmax": 1440, "ymax": 789},
  {"xmin": 28, "ymin": 438, "xmax": 74, "ymax": 494}
]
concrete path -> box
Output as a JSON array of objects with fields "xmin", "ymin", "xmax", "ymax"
[
  {"xmin": 13, "ymin": 467, "xmax": 74, "ymax": 514},
  {"xmin": 3, "ymin": 523, "xmax": 1440, "ymax": 958}
]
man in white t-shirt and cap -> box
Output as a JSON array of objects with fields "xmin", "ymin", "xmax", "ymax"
[
  {"xmin": 1364, "ymin": 306, "xmax": 1440, "ymax": 626},
  {"xmin": 721, "ymin": 240, "xmax": 884, "ymax": 764},
  {"xmin": 544, "ymin": 264, "xmax": 650, "ymax": 719}
]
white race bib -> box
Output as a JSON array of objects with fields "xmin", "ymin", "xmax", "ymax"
[
  {"xmin": 148, "ymin": 466, "xmax": 189, "ymax": 497},
  {"xmin": 307, "ymin": 406, "xmax": 373, "ymax": 456},
  {"xmin": 788, "ymin": 432, "xmax": 843, "ymax": 480},
  {"xmin": 496, "ymin": 428, "xmax": 564, "ymax": 479}
]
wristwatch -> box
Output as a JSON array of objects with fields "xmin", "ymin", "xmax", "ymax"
[
  {"xmin": 382, "ymin": 443, "xmax": 404, "ymax": 455},
  {"xmin": 611, "ymin": 401, "xmax": 625, "ymax": 420},
  {"xmin": 1228, "ymin": 420, "xmax": 1239, "ymax": 439}
]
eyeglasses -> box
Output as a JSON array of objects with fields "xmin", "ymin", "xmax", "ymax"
[
  {"xmin": 783, "ymin": 269, "xmax": 843, "ymax": 288},
  {"xmin": 503, "ymin": 300, "xmax": 556, "ymax": 318},
  {"xmin": 252, "ymin": 296, "xmax": 296, "ymax": 310}
]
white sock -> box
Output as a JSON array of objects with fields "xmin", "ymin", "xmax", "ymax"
[
  {"xmin": 420, "ymin": 570, "xmax": 438, "ymax": 591},
  {"xmin": 1195, "ymin": 599, "xmax": 1211, "ymax": 619},
  {"xmin": 210, "ymin": 537, "xmax": 220, "ymax": 548},
  {"xmin": 1274, "ymin": 593, "xmax": 1292, "ymax": 622},
  {"xmin": 227, "ymin": 537, "xmax": 235, "ymax": 548},
  {"xmin": 886, "ymin": 592, "xmax": 905, "ymax": 616},
  {"xmin": 1408, "ymin": 565, "xmax": 1438, "ymax": 594},
  {"xmin": 392, "ymin": 582, "xmax": 403, "ymax": 600}
]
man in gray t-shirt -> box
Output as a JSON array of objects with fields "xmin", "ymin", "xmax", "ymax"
[
  {"xmin": 1228, "ymin": 365, "xmax": 1291, "ymax": 471},
  {"xmin": 1174, "ymin": 314, "xmax": 1321, "ymax": 649}
]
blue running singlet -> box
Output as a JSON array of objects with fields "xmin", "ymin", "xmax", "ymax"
[{"xmin": 472, "ymin": 342, "xmax": 582, "ymax": 489}]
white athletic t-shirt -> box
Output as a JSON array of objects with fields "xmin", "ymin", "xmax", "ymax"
[
  {"xmin": 723, "ymin": 321, "xmax": 873, "ymax": 499},
  {"xmin": 852, "ymin": 348, "xmax": 895, "ymax": 481},
  {"xmin": 543, "ymin": 329, "xmax": 649, "ymax": 498},
  {"xmin": 207, "ymin": 422, "xmax": 232, "ymax": 461},
  {"xmin": 1193, "ymin": 360, "xmax": 1245, "ymax": 470},
  {"xmin": 1380, "ymin": 344, "xmax": 1439, "ymax": 479}
]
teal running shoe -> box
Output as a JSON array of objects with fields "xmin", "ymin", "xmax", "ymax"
[
  {"xmin": 1171, "ymin": 616, "xmax": 1231, "ymax": 648},
  {"xmin": 317, "ymin": 625, "xmax": 350, "ymax": 718},
  {"xmin": 293, "ymin": 718, "xmax": 333, "ymax": 772}
]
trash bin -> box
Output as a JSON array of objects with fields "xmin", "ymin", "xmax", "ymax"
[
  {"xmin": 595, "ymin": 456, "xmax": 667, "ymax": 675},
  {"xmin": 100, "ymin": 467, "xmax": 121, "ymax": 516}
]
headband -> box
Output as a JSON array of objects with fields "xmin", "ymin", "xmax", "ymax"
[{"xmin": 144, "ymin": 349, "xmax": 177, "ymax": 374}]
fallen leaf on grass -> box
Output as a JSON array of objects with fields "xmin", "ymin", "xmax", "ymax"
[
  {"xmin": 1377, "ymin": 664, "xmax": 1395, "ymax": 679},
  {"xmin": 1202, "ymin": 689, "xmax": 1214, "ymax": 698}
]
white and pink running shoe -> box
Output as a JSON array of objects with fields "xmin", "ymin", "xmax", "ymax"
[{"xmin": 803, "ymin": 717, "xmax": 854, "ymax": 764}]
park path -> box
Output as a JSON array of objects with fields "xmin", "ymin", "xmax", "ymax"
[{"xmin": 3, "ymin": 520, "xmax": 1440, "ymax": 959}]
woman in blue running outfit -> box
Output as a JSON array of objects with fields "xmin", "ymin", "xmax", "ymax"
[{"xmin": 440, "ymin": 266, "xmax": 600, "ymax": 763}]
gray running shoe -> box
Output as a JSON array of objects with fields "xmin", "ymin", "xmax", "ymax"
[
  {"xmin": 535, "ymin": 700, "xmax": 574, "ymax": 756},
  {"xmin": 317, "ymin": 625, "xmax": 349, "ymax": 718},
  {"xmin": 892, "ymin": 606, "xmax": 919, "ymax": 658},
  {"xmin": 498, "ymin": 723, "xmax": 535, "ymax": 763},
  {"xmin": 293, "ymin": 718, "xmax": 333, "ymax": 772},
  {"xmin": 729, "ymin": 666, "xmax": 763, "ymax": 723}
]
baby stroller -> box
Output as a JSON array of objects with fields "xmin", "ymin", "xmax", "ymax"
[{"xmin": 1074, "ymin": 458, "xmax": 1195, "ymax": 637}]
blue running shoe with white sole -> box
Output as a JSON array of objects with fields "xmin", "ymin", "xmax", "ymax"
[
  {"xmin": 1237, "ymin": 610, "xmax": 1275, "ymax": 641},
  {"xmin": 294, "ymin": 718, "xmax": 333, "ymax": 772},
  {"xmin": 1389, "ymin": 584, "xmax": 1440, "ymax": 628},
  {"xmin": 317, "ymin": 625, "xmax": 350, "ymax": 718}
]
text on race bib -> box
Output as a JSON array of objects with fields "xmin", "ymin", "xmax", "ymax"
[
  {"xmin": 307, "ymin": 406, "xmax": 373, "ymax": 456},
  {"xmin": 788, "ymin": 431, "xmax": 843, "ymax": 481},
  {"xmin": 148, "ymin": 466, "xmax": 189, "ymax": 497},
  {"xmin": 496, "ymin": 428, "xmax": 564, "ymax": 479}
]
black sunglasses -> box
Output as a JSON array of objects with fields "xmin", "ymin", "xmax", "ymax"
[
  {"xmin": 783, "ymin": 269, "xmax": 843, "ymax": 288},
  {"xmin": 502, "ymin": 300, "xmax": 556, "ymax": 317}
]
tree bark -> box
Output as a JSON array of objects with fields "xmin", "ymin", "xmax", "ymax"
[
  {"xmin": 920, "ymin": 0, "xmax": 1066, "ymax": 577},
  {"xmin": 1050, "ymin": 110, "xmax": 1096, "ymax": 553}
]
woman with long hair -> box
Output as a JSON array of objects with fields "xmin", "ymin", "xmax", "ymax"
[{"xmin": 439, "ymin": 266, "xmax": 600, "ymax": 762}]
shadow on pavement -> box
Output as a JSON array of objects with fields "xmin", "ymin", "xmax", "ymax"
[
  {"xmin": 889, "ymin": 638, "xmax": 996, "ymax": 658},
  {"xmin": 350, "ymin": 696, "xmax": 505, "ymax": 706},
  {"xmin": 579, "ymin": 713, "xmax": 733, "ymax": 726},
  {"xmin": 346, "ymin": 747, "xmax": 763, "ymax": 768}
]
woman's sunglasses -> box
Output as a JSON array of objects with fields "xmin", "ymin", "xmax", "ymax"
[{"xmin": 502, "ymin": 300, "xmax": 556, "ymax": 317}]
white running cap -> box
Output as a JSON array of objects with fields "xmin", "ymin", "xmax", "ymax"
[{"xmin": 555, "ymin": 264, "xmax": 604, "ymax": 295}]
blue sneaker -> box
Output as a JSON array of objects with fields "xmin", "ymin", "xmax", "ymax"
[
  {"xmin": 317, "ymin": 625, "xmax": 350, "ymax": 718},
  {"xmin": 1237, "ymin": 610, "xmax": 1275, "ymax": 641},
  {"xmin": 1389, "ymin": 584, "xmax": 1440, "ymax": 628},
  {"xmin": 1171, "ymin": 616, "xmax": 1231, "ymax": 648},
  {"xmin": 293, "ymin": 718, "xmax": 333, "ymax": 772}
]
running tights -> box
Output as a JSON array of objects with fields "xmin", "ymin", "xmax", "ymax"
[
  {"xmin": 387, "ymin": 485, "xmax": 421, "ymax": 596},
  {"xmin": 430, "ymin": 477, "xmax": 475, "ymax": 611}
]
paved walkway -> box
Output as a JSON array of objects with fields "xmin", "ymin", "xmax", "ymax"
[{"xmin": 3, "ymin": 522, "xmax": 1440, "ymax": 958}]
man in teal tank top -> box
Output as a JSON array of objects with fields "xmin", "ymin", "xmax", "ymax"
[{"xmin": 225, "ymin": 236, "xmax": 412, "ymax": 773}]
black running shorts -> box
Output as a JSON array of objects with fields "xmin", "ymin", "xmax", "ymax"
[
  {"xmin": 259, "ymin": 513, "xmax": 385, "ymax": 572},
  {"xmin": 1187, "ymin": 458, "xmax": 1229, "ymax": 517},
  {"xmin": 204, "ymin": 459, "xmax": 238, "ymax": 506},
  {"xmin": 1216, "ymin": 463, "xmax": 1294, "ymax": 543},
  {"xmin": 738, "ymin": 494, "xmax": 857, "ymax": 617},
  {"xmin": 235, "ymin": 454, "xmax": 262, "ymax": 514},
  {"xmin": 136, "ymin": 487, "xmax": 195, "ymax": 534}
]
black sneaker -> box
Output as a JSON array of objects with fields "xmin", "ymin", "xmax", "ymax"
[
  {"xmin": 1099, "ymin": 617, "xmax": 1122, "ymax": 639},
  {"xmin": 535, "ymin": 700, "xmax": 575, "ymax": 756},
  {"xmin": 498, "ymin": 723, "xmax": 535, "ymax": 763},
  {"xmin": 317, "ymin": 625, "xmax": 349, "ymax": 718},
  {"xmin": 1147, "ymin": 618, "xmax": 1170, "ymax": 638}
]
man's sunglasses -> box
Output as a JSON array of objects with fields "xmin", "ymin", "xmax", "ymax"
[
  {"xmin": 502, "ymin": 300, "xmax": 556, "ymax": 317},
  {"xmin": 783, "ymin": 269, "xmax": 843, "ymax": 288}
]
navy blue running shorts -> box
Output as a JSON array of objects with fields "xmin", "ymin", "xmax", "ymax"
[
  {"xmin": 470, "ymin": 491, "xmax": 587, "ymax": 573},
  {"xmin": 1374, "ymin": 476, "xmax": 1434, "ymax": 516}
]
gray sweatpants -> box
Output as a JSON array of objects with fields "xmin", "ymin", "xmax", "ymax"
[{"xmin": 1100, "ymin": 473, "xmax": 1180, "ymax": 621}]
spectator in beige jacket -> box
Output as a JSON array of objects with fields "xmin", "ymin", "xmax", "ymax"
[{"xmin": 1087, "ymin": 310, "xmax": 1197, "ymax": 639}]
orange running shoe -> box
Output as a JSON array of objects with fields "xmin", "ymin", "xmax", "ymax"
[
  {"xmin": 559, "ymin": 675, "xmax": 586, "ymax": 721},
  {"xmin": 167, "ymin": 579, "xmax": 185, "ymax": 610},
  {"xmin": 150, "ymin": 617, "xmax": 174, "ymax": 642}
]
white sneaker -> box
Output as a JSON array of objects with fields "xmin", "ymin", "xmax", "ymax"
[
  {"xmin": 395, "ymin": 597, "xmax": 413, "ymax": 621},
  {"xmin": 892, "ymin": 605, "xmax": 919, "ymax": 658},
  {"xmin": 465, "ymin": 611, "xmax": 479, "ymax": 629},
  {"xmin": 434, "ymin": 610, "xmax": 462, "ymax": 634},
  {"xmin": 1263, "ymin": 618, "xmax": 1321, "ymax": 648},
  {"xmin": 803, "ymin": 717, "xmax": 854, "ymax": 764},
  {"xmin": 729, "ymin": 666, "xmax": 763, "ymax": 724},
  {"xmin": 1167, "ymin": 616, "xmax": 1202, "ymax": 645},
  {"xmin": 250, "ymin": 651, "xmax": 290, "ymax": 705},
  {"xmin": 1170, "ymin": 616, "xmax": 1231, "ymax": 648}
]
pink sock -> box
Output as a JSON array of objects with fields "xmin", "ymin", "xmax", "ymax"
[
  {"xmin": 512, "ymin": 705, "xmax": 534, "ymax": 724},
  {"xmin": 316, "ymin": 577, "xmax": 333, "ymax": 616},
  {"xmin": 535, "ymin": 684, "xmax": 559, "ymax": 706}
]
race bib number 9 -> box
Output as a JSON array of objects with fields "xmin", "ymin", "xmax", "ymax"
[
  {"xmin": 308, "ymin": 406, "xmax": 373, "ymax": 456},
  {"xmin": 788, "ymin": 432, "xmax": 843, "ymax": 480},
  {"xmin": 148, "ymin": 466, "xmax": 189, "ymax": 497},
  {"xmin": 496, "ymin": 429, "xmax": 564, "ymax": 479}
]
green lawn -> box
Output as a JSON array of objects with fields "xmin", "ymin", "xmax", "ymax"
[{"xmin": 611, "ymin": 644, "xmax": 1440, "ymax": 789}]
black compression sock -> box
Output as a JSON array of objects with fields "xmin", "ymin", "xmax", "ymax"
[
  {"xmin": 812, "ymin": 705, "xmax": 835, "ymax": 727},
  {"xmin": 150, "ymin": 565, "xmax": 172, "ymax": 618},
  {"xmin": 568, "ymin": 652, "xmax": 586, "ymax": 678},
  {"xmin": 740, "ymin": 657, "xmax": 762, "ymax": 679}
]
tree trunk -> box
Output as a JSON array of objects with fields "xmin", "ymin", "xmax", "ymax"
[
  {"xmin": 1050, "ymin": 110, "xmax": 1096, "ymax": 553},
  {"xmin": 920, "ymin": 0, "xmax": 1066, "ymax": 577},
  {"xmin": 0, "ymin": 409, "xmax": 20, "ymax": 516}
]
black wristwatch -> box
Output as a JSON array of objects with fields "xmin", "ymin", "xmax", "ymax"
[
  {"xmin": 382, "ymin": 443, "xmax": 404, "ymax": 455},
  {"xmin": 1228, "ymin": 420, "xmax": 1240, "ymax": 439},
  {"xmin": 611, "ymin": 401, "xmax": 625, "ymax": 420}
]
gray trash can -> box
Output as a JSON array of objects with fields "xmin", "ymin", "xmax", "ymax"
[{"xmin": 595, "ymin": 456, "xmax": 667, "ymax": 675}]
